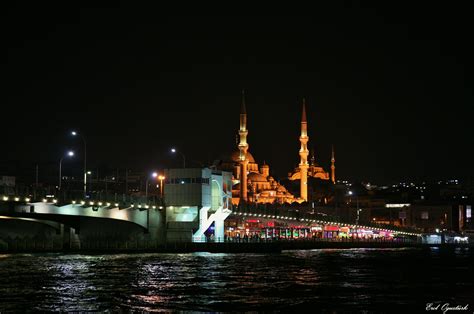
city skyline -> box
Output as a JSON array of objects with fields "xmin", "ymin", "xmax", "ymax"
[{"xmin": 2, "ymin": 5, "xmax": 473, "ymax": 183}]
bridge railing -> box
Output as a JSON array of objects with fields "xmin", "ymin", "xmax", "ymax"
[{"xmin": 232, "ymin": 205, "xmax": 422, "ymax": 236}]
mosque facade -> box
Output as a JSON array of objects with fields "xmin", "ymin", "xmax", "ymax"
[{"xmin": 214, "ymin": 92, "xmax": 336, "ymax": 205}]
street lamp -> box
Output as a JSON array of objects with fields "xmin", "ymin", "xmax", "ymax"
[
  {"xmin": 348, "ymin": 190, "xmax": 361, "ymax": 225},
  {"xmin": 71, "ymin": 130, "xmax": 87, "ymax": 197},
  {"xmin": 59, "ymin": 151, "xmax": 74, "ymax": 191},
  {"xmin": 171, "ymin": 148, "xmax": 186, "ymax": 168},
  {"xmin": 158, "ymin": 175, "xmax": 165, "ymax": 197},
  {"xmin": 145, "ymin": 172, "xmax": 158, "ymax": 198}
]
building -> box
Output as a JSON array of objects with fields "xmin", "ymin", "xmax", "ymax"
[
  {"xmin": 214, "ymin": 94, "xmax": 336, "ymax": 205},
  {"xmin": 163, "ymin": 168, "xmax": 232, "ymax": 242},
  {"xmin": 213, "ymin": 91, "xmax": 297, "ymax": 205}
]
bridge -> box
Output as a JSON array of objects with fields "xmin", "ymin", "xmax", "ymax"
[{"xmin": 0, "ymin": 194, "xmax": 422, "ymax": 251}]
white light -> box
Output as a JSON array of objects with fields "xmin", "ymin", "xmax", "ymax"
[
  {"xmin": 68, "ymin": 151, "xmax": 74, "ymax": 157},
  {"xmin": 159, "ymin": 206, "xmax": 163, "ymax": 209},
  {"xmin": 152, "ymin": 172, "xmax": 158, "ymax": 178},
  {"xmin": 106, "ymin": 202, "xmax": 111, "ymax": 206},
  {"xmin": 2, "ymin": 196, "xmax": 8, "ymax": 201},
  {"xmin": 153, "ymin": 206, "xmax": 156, "ymax": 209},
  {"xmin": 87, "ymin": 171, "xmax": 92, "ymax": 175},
  {"xmin": 71, "ymin": 131, "xmax": 77, "ymax": 136},
  {"xmin": 80, "ymin": 201, "xmax": 85, "ymax": 205},
  {"xmin": 171, "ymin": 148, "xmax": 176, "ymax": 153},
  {"xmin": 72, "ymin": 200, "xmax": 76, "ymax": 204},
  {"xmin": 114, "ymin": 203, "xmax": 119, "ymax": 207},
  {"xmin": 89, "ymin": 201, "xmax": 94, "ymax": 205},
  {"xmin": 385, "ymin": 203, "xmax": 411, "ymax": 208},
  {"xmin": 25, "ymin": 197, "xmax": 30, "ymax": 202},
  {"xmin": 14, "ymin": 197, "xmax": 19, "ymax": 201},
  {"xmin": 348, "ymin": 191, "xmax": 353, "ymax": 195},
  {"xmin": 98, "ymin": 202, "xmax": 103, "ymax": 206},
  {"xmin": 131, "ymin": 204, "xmax": 135, "ymax": 207},
  {"xmin": 145, "ymin": 205, "xmax": 150, "ymax": 209},
  {"xmin": 53, "ymin": 199, "xmax": 57, "ymax": 204}
]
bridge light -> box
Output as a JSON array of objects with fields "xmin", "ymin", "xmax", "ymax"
[
  {"xmin": 106, "ymin": 202, "xmax": 111, "ymax": 206},
  {"xmin": 2, "ymin": 196, "xmax": 8, "ymax": 201},
  {"xmin": 80, "ymin": 201, "xmax": 85, "ymax": 205},
  {"xmin": 131, "ymin": 204, "xmax": 135, "ymax": 207},
  {"xmin": 25, "ymin": 197, "xmax": 30, "ymax": 202},
  {"xmin": 53, "ymin": 199, "xmax": 57, "ymax": 204},
  {"xmin": 114, "ymin": 203, "xmax": 119, "ymax": 207},
  {"xmin": 145, "ymin": 205, "xmax": 149, "ymax": 209},
  {"xmin": 152, "ymin": 206, "xmax": 156, "ymax": 209},
  {"xmin": 42, "ymin": 198, "xmax": 47, "ymax": 203},
  {"xmin": 98, "ymin": 202, "xmax": 103, "ymax": 206},
  {"xmin": 14, "ymin": 197, "xmax": 19, "ymax": 201},
  {"xmin": 89, "ymin": 201, "xmax": 94, "ymax": 205},
  {"xmin": 72, "ymin": 200, "xmax": 76, "ymax": 204},
  {"xmin": 159, "ymin": 206, "xmax": 163, "ymax": 209}
]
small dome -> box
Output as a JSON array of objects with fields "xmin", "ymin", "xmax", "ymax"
[
  {"xmin": 277, "ymin": 185, "xmax": 287, "ymax": 192},
  {"xmin": 247, "ymin": 172, "xmax": 268, "ymax": 182},
  {"xmin": 221, "ymin": 150, "xmax": 256, "ymax": 163}
]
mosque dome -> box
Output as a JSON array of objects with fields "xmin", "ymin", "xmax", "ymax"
[{"xmin": 221, "ymin": 150, "xmax": 256, "ymax": 163}]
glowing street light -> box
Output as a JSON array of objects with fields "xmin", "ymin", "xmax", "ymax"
[
  {"xmin": 171, "ymin": 148, "xmax": 186, "ymax": 168},
  {"xmin": 71, "ymin": 130, "xmax": 87, "ymax": 197},
  {"xmin": 59, "ymin": 151, "xmax": 74, "ymax": 191}
]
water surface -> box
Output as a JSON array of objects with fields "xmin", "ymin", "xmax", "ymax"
[{"xmin": 0, "ymin": 248, "xmax": 472, "ymax": 312}]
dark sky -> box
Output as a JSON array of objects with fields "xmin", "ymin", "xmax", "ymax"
[{"xmin": 1, "ymin": 4, "xmax": 473, "ymax": 183}]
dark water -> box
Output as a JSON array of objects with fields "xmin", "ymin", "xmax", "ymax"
[{"xmin": 0, "ymin": 248, "xmax": 473, "ymax": 312}]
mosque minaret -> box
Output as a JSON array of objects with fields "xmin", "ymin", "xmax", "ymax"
[
  {"xmin": 238, "ymin": 90, "xmax": 249, "ymax": 202},
  {"xmin": 331, "ymin": 145, "xmax": 336, "ymax": 184},
  {"xmin": 299, "ymin": 99, "xmax": 309, "ymax": 201}
]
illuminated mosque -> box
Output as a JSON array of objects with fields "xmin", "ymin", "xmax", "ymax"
[{"xmin": 214, "ymin": 92, "xmax": 336, "ymax": 205}]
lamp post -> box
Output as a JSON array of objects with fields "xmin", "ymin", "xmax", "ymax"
[
  {"xmin": 348, "ymin": 190, "xmax": 361, "ymax": 225},
  {"xmin": 59, "ymin": 151, "xmax": 74, "ymax": 191},
  {"xmin": 145, "ymin": 172, "xmax": 158, "ymax": 198},
  {"xmin": 171, "ymin": 148, "xmax": 186, "ymax": 168},
  {"xmin": 71, "ymin": 131, "xmax": 87, "ymax": 197},
  {"xmin": 158, "ymin": 175, "xmax": 165, "ymax": 198}
]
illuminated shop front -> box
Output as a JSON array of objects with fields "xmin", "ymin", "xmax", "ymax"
[
  {"xmin": 225, "ymin": 216, "xmax": 400, "ymax": 241},
  {"xmin": 323, "ymin": 225, "xmax": 339, "ymax": 238}
]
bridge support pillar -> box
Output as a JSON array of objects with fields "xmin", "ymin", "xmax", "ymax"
[{"xmin": 146, "ymin": 208, "xmax": 166, "ymax": 246}]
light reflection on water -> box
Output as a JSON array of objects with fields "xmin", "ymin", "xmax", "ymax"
[{"xmin": 0, "ymin": 248, "xmax": 472, "ymax": 312}]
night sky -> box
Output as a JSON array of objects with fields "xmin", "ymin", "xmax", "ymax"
[{"xmin": 2, "ymin": 4, "xmax": 473, "ymax": 184}]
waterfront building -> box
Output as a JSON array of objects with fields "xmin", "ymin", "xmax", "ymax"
[{"xmin": 163, "ymin": 168, "xmax": 232, "ymax": 242}]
